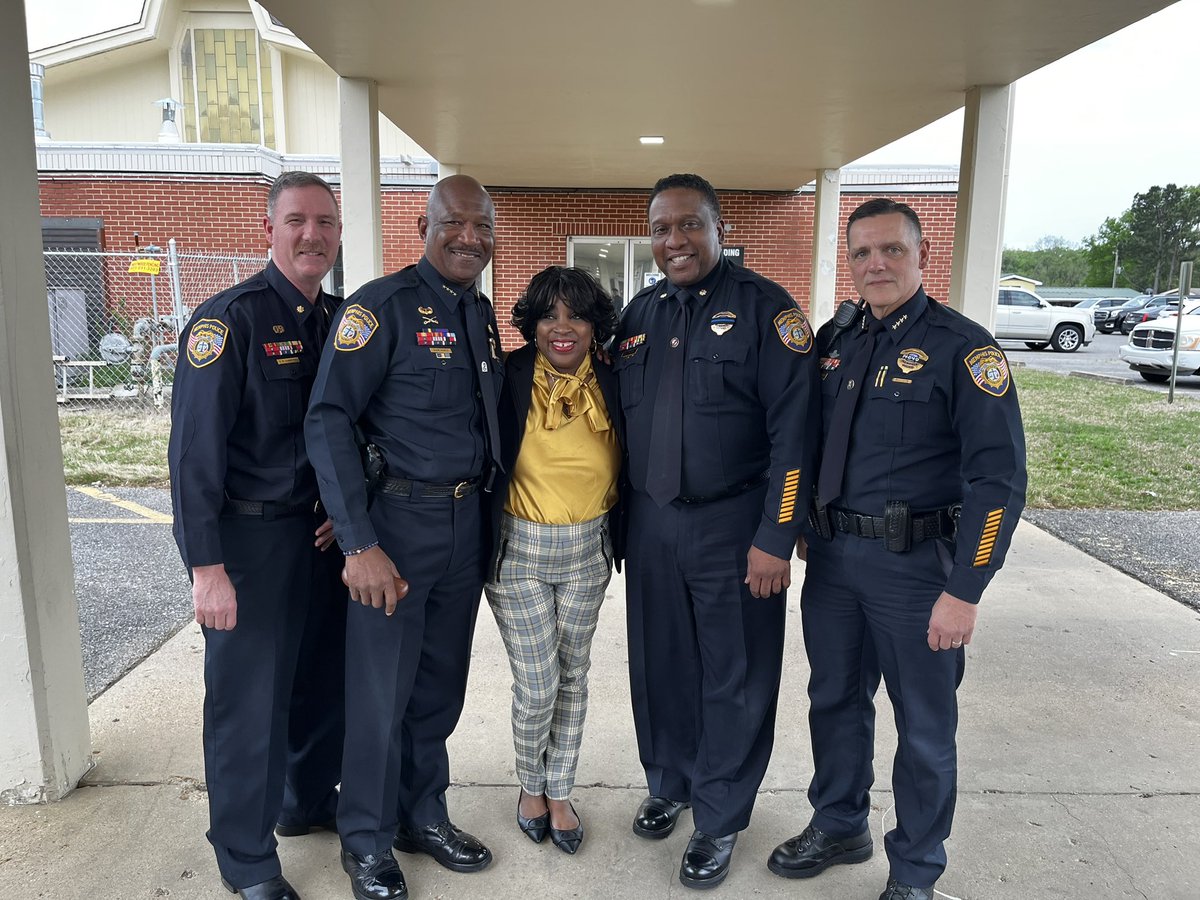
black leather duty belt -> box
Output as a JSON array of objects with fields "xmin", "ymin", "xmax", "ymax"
[
  {"xmin": 378, "ymin": 475, "xmax": 479, "ymax": 500},
  {"xmin": 678, "ymin": 471, "xmax": 769, "ymax": 505},
  {"xmin": 829, "ymin": 505, "xmax": 959, "ymax": 543},
  {"xmin": 222, "ymin": 498, "xmax": 319, "ymax": 519}
]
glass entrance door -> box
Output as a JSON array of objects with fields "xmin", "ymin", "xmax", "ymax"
[{"xmin": 568, "ymin": 238, "xmax": 663, "ymax": 311}]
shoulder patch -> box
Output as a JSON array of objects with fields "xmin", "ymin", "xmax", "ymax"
[
  {"xmin": 186, "ymin": 318, "xmax": 229, "ymax": 368},
  {"xmin": 334, "ymin": 304, "xmax": 380, "ymax": 352},
  {"xmin": 963, "ymin": 346, "xmax": 1010, "ymax": 396},
  {"xmin": 773, "ymin": 308, "xmax": 813, "ymax": 354}
]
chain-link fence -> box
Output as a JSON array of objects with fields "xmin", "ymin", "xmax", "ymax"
[{"xmin": 45, "ymin": 241, "xmax": 267, "ymax": 411}]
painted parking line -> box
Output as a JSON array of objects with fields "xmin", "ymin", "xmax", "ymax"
[{"xmin": 71, "ymin": 486, "xmax": 173, "ymax": 524}]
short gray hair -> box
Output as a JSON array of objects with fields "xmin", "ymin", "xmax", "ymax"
[{"xmin": 267, "ymin": 171, "xmax": 338, "ymax": 221}]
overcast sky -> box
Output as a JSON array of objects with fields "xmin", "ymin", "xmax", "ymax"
[{"xmin": 26, "ymin": 0, "xmax": 1200, "ymax": 250}]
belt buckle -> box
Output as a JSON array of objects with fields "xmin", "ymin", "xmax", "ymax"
[{"xmin": 453, "ymin": 481, "xmax": 470, "ymax": 499}]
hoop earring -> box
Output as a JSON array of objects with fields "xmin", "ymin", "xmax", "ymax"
[{"xmin": 590, "ymin": 338, "xmax": 599, "ymax": 355}]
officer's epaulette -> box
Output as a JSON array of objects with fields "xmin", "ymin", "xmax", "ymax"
[
  {"xmin": 347, "ymin": 264, "xmax": 422, "ymax": 308},
  {"xmin": 192, "ymin": 271, "xmax": 271, "ymax": 318},
  {"xmin": 923, "ymin": 294, "xmax": 996, "ymax": 345}
]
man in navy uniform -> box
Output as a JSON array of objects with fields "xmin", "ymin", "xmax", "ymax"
[
  {"xmin": 305, "ymin": 175, "xmax": 502, "ymax": 900},
  {"xmin": 767, "ymin": 198, "xmax": 1026, "ymax": 900},
  {"xmin": 615, "ymin": 173, "xmax": 819, "ymax": 889},
  {"xmin": 169, "ymin": 171, "xmax": 347, "ymax": 900}
]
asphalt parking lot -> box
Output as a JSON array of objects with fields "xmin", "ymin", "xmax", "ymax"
[{"xmin": 1000, "ymin": 330, "xmax": 1200, "ymax": 393}]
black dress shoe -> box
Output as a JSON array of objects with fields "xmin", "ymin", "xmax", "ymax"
[
  {"xmin": 632, "ymin": 795, "xmax": 691, "ymax": 839},
  {"xmin": 549, "ymin": 801, "xmax": 584, "ymax": 855},
  {"xmin": 275, "ymin": 817, "xmax": 338, "ymax": 837},
  {"xmin": 340, "ymin": 849, "xmax": 408, "ymax": 900},
  {"xmin": 516, "ymin": 791, "xmax": 549, "ymax": 844},
  {"xmin": 879, "ymin": 877, "xmax": 934, "ymax": 900},
  {"xmin": 678, "ymin": 829, "xmax": 737, "ymax": 890},
  {"xmin": 220, "ymin": 875, "xmax": 301, "ymax": 900},
  {"xmin": 392, "ymin": 820, "xmax": 493, "ymax": 872},
  {"xmin": 767, "ymin": 824, "xmax": 873, "ymax": 879}
]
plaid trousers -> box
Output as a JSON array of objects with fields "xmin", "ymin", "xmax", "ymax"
[{"xmin": 485, "ymin": 512, "xmax": 612, "ymax": 800}]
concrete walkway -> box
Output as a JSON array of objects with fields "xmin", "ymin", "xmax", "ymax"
[{"xmin": 1, "ymin": 521, "xmax": 1197, "ymax": 899}]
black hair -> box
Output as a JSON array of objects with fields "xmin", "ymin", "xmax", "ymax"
[
  {"xmin": 511, "ymin": 266, "xmax": 620, "ymax": 345},
  {"xmin": 846, "ymin": 197, "xmax": 922, "ymax": 241},
  {"xmin": 266, "ymin": 171, "xmax": 338, "ymax": 221},
  {"xmin": 648, "ymin": 173, "xmax": 722, "ymax": 219}
]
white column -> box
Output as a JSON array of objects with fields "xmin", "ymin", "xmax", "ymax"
[
  {"xmin": 338, "ymin": 77, "xmax": 382, "ymax": 294},
  {"xmin": 809, "ymin": 168, "xmax": 841, "ymax": 327},
  {"xmin": 437, "ymin": 162, "xmax": 460, "ymax": 179},
  {"xmin": 950, "ymin": 84, "xmax": 1014, "ymax": 331},
  {"xmin": 0, "ymin": 1, "xmax": 91, "ymax": 804}
]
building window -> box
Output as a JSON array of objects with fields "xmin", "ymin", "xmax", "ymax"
[
  {"xmin": 567, "ymin": 238, "xmax": 661, "ymax": 310},
  {"xmin": 180, "ymin": 27, "xmax": 275, "ymax": 147}
]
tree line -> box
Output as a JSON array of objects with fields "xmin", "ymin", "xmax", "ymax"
[{"xmin": 1001, "ymin": 184, "xmax": 1200, "ymax": 293}]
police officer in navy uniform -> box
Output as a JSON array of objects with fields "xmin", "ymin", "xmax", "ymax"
[
  {"xmin": 767, "ymin": 198, "xmax": 1027, "ymax": 900},
  {"xmin": 305, "ymin": 175, "xmax": 501, "ymax": 900},
  {"xmin": 615, "ymin": 173, "xmax": 820, "ymax": 889},
  {"xmin": 169, "ymin": 171, "xmax": 347, "ymax": 900}
]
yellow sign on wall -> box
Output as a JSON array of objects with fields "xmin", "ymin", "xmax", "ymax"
[{"xmin": 128, "ymin": 258, "xmax": 161, "ymax": 275}]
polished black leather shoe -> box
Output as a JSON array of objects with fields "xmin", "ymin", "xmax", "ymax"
[
  {"xmin": 517, "ymin": 791, "xmax": 549, "ymax": 844},
  {"xmin": 340, "ymin": 849, "xmax": 408, "ymax": 900},
  {"xmin": 767, "ymin": 824, "xmax": 873, "ymax": 879},
  {"xmin": 879, "ymin": 877, "xmax": 934, "ymax": 900},
  {"xmin": 220, "ymin": 874, "xmax": 301, "ymax": 900},
  {"xmin": 632, "ymin": 795, "xmax": 691, "ymax": 839},
  {"xmin": 678, "ymin": 830, "xmax": 737, "ymax": 889},
  {"xmin": 275, "ymin": 816, "xmax": 338, "ymax": 838},
  {"xmin": 392, "ymin": 821, "xmax": 493, "ymax": 872},
  {"xmin": 549, "ymin": 801, "xmax": 584, "ymax": 855}
]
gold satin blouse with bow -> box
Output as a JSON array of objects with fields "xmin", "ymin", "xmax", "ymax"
[{"xmin": 504, "ymin": 352, "xmax": 620, "ymax": 525}]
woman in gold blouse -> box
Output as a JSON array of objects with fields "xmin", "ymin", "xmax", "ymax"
[{"xmin": 486, "ymin": 266, "xmax": 622, "ymax": 856}]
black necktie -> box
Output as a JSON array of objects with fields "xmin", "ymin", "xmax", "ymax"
[
  {"xmin": 463, "ymin": 291, "xmax": 503, "ymax": 474},
  {"xmin": 645, "ymin": 288, "xmax": 692, "ymax": 507},
  {"xmin": 816, "ymin": 315, "xmax": 883, "ymax": 508}
]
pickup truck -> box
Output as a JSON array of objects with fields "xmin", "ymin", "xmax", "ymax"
[{"xmin": 994, "ymin": 287, "xmax": 1096, "ymax": 352}]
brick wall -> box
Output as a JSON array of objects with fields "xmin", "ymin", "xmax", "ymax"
[{"xmin": 39, "ymin": 175, "xmax": 959, "ymax": 350}]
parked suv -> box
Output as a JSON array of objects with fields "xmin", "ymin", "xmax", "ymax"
[
  {"xmin": 994, "ymin": 287, "xmax": 1095, "ymax": 352},
  {"xmin": 1095, "ymin": 297, "xmax": 1149, "ymax": 333},
  {"xmin": 1119, "ymin": 294, "xmax": 1176, "ymax": 333}
]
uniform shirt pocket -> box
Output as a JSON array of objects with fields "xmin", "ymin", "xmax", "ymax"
[
  {"xmin": 614, "ymin": 350, "xmax": 647, "ymax": 408},
  {"xmin": 398, "ymin": 353, "xmax": 471, "ymax": 409},
  {"xmin": 688, "ymin": 340, "xmax": 749, "ymax": 406},
  {"xmin": 873, "ymin": 378, "xmax": 934, "ymax": 446},
  {"xmin": 257, "ymin": 356, "xmax": 310, "ymax": 426}
]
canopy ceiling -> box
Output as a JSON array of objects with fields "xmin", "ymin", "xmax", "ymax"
[{"xmin": 261, "ymin": 0, "xmax": 1176, "ymax": 190}]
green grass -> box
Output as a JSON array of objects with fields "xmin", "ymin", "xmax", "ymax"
[
  {"xmin": 58, "ymin": 409, "xmax": 170, "ymax": 487},
  {"xmin": 1015, "ymin": 368, "xmax": 1200, "ymax": 510},
  {"xmin": 55, "ymin": 370, "xmax": 1200, "ymax": 510}
]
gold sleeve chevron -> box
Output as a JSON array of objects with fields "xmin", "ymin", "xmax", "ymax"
[
  {"xmin": 972, "ymin": 508, "xmax": 1005, "ymax": 567},
  {"xmin": 778, "ymin": 469, "xmax": 801, "ymax": 524}
]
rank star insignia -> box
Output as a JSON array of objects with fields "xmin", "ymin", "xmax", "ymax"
[
  {"xmin": 897, "ymin": 348, "xmax": 929, "ymax": 374},
  {"xmin": 334, "ymin": 304, "xmax": 379, "ymax": 352},
  {"xmin": 186, "ymin": 318, "xmax": 229, "ymax": 368},
  {"xmin": 710, "ymin": 311, "xmax": 737, "ymax": 335},
  {"xmin": 963, "ymin": 346, "xmax": 1011, "ymax": 396},
  {"xmin": 773, "ymin": 308, "xmax": 813, "ymax": 354}
]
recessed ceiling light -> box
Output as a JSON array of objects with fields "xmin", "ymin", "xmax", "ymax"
[{"xmin": 639, "ymin": 136, "xmax": 665, "ymax": 145}]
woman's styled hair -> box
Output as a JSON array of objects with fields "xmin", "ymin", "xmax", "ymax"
[{"xmin": 511, "ymin": 266, "xmax": 620, "ymax": 345}]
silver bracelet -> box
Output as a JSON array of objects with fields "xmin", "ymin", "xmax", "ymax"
[{"xmin": 342, "ymin": 541, "xmax": 379, "ymax": 557}]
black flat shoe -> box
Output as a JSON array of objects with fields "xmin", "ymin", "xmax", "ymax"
[
  {"xmin": 340, "ymin": 849, "xmax": 408, "ymax": 900},
  {"xmin": 516, "ymin": 790, "xmax": 549, "ymax": 844},
  {"xmin": 632, "ymin": 795, "xmax": 691, "ymax": 839},
  {"xmin": 220, "ymin": 874, "xmax": 301, "ymax": 900},
  {"xmin": 393, "ymin": 820, "xmax": 492, "ymax": 872},
  {"xmin": 679, "ymin": 830, "xmax": 737, "ymax": 890},
  {"xmin": 549, "ymin": 801, "xmax": 583, "ymax": 855},
  {"xmin": 275, "ymin": 816, "xmax": 338, "ymax": 838}
]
